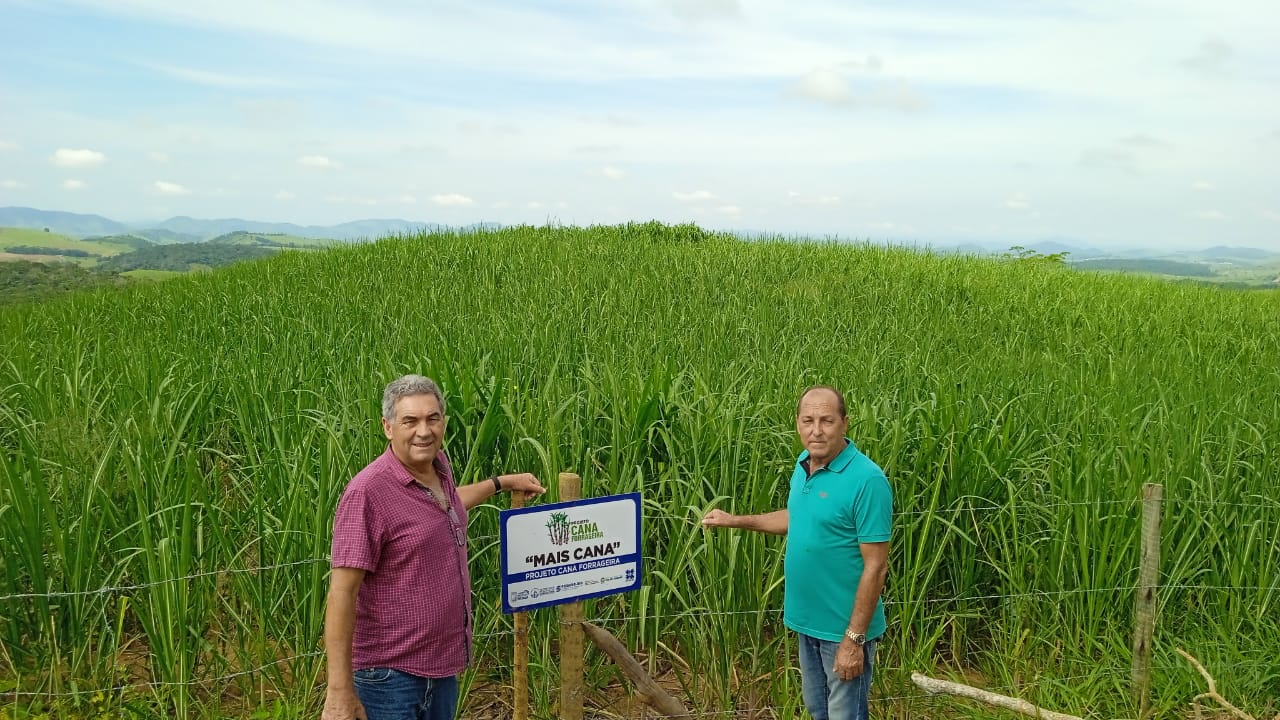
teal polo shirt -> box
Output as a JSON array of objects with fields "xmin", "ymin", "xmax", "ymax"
[{"xmin": 783, "ymin": 439, "xmax": 893, "ymax": 643}]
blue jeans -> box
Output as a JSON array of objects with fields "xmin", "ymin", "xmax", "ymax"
[
  {"xmin": 797, "ymin": 633, "xmax": 878, "ymax": 720},
  {"xmin": 353, "ymin": 668, "xmax": 459, "ymax": 720}
]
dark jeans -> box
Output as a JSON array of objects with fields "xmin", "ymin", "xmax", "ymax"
[
  {"xmin": 353, "ymin": 668, "xmax": 459, "ymax": 720},
  {"xmin": 797, "ymin": 633, "xmax": 879, "ymax": 720}
]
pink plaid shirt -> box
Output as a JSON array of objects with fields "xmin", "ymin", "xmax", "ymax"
[{"xmin": 331, "ymin": 447, "xmax": 472, "ymax": 678}]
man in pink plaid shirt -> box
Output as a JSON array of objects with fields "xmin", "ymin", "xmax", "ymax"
[{"xmin": 322, "ymin": 375, "xmax": 545, "ymax": 720}]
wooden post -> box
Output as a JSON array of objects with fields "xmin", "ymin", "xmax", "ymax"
[
  {"xmin": 512, "ymin": 492, "xmax": 530, "ymax": 720},
  {"xmin": 558, "ymin": 472, "xmax": 584, "ymax": 720},
  {"xmin": 1132, "ymin": 483, "xmax": 1163, "ymax": 719}
]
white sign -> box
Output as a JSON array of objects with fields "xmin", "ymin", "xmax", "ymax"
[{"xmin": 499, "ymin": 492, "xmax": 642, "ymax": 613}]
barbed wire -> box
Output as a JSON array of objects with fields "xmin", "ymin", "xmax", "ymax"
[
  {"xmin": 462, "ymin": 582, "xmax": 1276, "ymax": 633},
  {"xmin": 2, "ymin": 491, "xmax": 1273, "ymax": 603},
  {"xmin": 638, "ymin": 499, "xmax": 1144, "ymax": 524},
  {"xmin": 0, "ymin": 558, "xmax": 327, "ymax": 602},
  {"xmin": 3, "ymin": 560, "xmax": 1272, "ymax": 606},
  {"xmin": 0, "ymin": 651, "xmax": 324, "ymax": 698}
]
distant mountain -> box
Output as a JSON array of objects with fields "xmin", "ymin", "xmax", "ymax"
[
  {"xmin": 1193, "ymin": 246, "xmax": 1278, "ymax": 261},
  {"xmin": 323, "ymin": 219, "xmax": 442, "ymax": 239},
  {"xmin": 0, "ymin": 207, "xmax": 131, "ymax": 237},
  {"xmin": 153, "ymin": 216, "xmax": 444, "ymax": 241},
  {"xmin": 154, "ymin": 216, "xmax": 324, "ymax": 239},
  {"xmin": 1022, "ymin": 240, "xmax": 1108, "ymax": 259}
]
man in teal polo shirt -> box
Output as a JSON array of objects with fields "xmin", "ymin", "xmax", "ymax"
[{"xmin": 702, "ymin": 385, "xmax": 892, "ymax": 720}]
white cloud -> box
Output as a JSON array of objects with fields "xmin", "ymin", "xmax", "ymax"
[
  {"xmin": 0, "ymin": 140, "xmax": 17, "ymax": 152},
  {"xmin": 788, "ymin": 68, "xmax": 926, "ymax": 111},
  {"xmin": 275, "ymin": 190, "xmax": 295, "ymax": 200},
  {"xmin": 63, "ymin": 179, "xmax": 85, "ymax": 190},
  {"xmin": 815, "ymin": 194, "xmax": 841, "ymax": 205},
  {"xmin": 1, "ymin": 179, "xmax": 25, "ymax": 189},
  {"xmin": 148, "ymin": 151, "xmax": 170, "ymax": 163},
  {"xmin": 716, "ymin": 205, "xmax": 742, "ymax": 216},
  {"xmin": 154, "ymin": 180, "xmax": 190, "ymax": 196},
  {"xmin": 840, "ymin": 55, "xmax": 884, "ymax": 74},
  {"xmin": 1193, "ymin": 181, "xmax": 1215, "ymax": 191},
  {"xmin": 790, "ymin": 69, "xmax": 852, "ymax": 105},
  {"xmin": 526, "ymin": 201, "xmax": 543, "ymax": 209},
  {"xmin": 590, "ymin": 166, "xmax": 626, "ymax": 180},
  {"xmin": 52, "ymin": 148, "xmax": 106, "ymax": 167},
  {"xmin": 431, "ymin": 193, "xmax": 474, "ymax": 206},
  {"xmin": 398, "ymin": 194, "xmax": 418, "ymax": 205},
  {"xmin": 1005, "ymin": 196, "xmax": 1031, "ymax": 210},
  {"xmin": 298, "ymin": 154, "xmax": 342, "ymax": 169},
  {"xmin": 674, "ymin": 190, "xmax": 715, "ymax": 202},
  {"xmin": 1195, "ymin": 210, "xmax": 1227, "ymax": 221}
]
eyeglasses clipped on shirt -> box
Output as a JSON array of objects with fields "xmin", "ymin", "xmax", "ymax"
[
  {"xmin": 419, "ymin": 485, "xmax": 466, "ymax": 548},
  {"xmin": 446, "ymin": 504, "xmax": 465, "ymax": 548}
]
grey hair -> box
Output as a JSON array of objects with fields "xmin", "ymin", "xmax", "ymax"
[{"xmin": 381, "ymin": 374, "xmax": 446, "ymax": 421}]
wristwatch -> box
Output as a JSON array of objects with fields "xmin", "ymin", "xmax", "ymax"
[{"xmin": 845, "ymin": 630, "xmax": 867, "ymax": 645}]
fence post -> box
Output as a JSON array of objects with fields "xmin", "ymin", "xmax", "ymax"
[
  {"xmin": 1131, "ymin": 483, "xmax": 1163, "ymax": 719},
  {"xmin": 558, "ymin": 472, "xmax": 584, "ymax": 720},
  {"xmin": 512, "ymin": 492, "xmax": 529, "ymax": 720}
]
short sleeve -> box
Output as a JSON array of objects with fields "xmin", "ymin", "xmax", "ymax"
[
  {"xmin": 331, "ymin": 486, "xmax": 381, "ymax": 571},
  {"xmin": 853, "ymin": 470, "xmax": 893, "ymax": 543}
]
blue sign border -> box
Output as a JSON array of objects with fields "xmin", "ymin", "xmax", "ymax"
[{"xmin": 500, "ymin": 492, "xmax": 643, "ymax": 614}]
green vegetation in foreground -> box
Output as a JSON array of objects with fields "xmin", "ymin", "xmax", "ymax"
[{"xmin": 1, "ymin": 223, "xmax": 1278, "ymax": 719}]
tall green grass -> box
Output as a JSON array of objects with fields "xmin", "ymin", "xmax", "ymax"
[{"xmin": 1, "ymin": 223, "xmax": 1277, "ymax": 718}]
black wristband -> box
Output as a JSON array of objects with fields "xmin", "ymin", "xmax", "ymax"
[{"xmin": 489, "ymin": 475, "xmax": 503, "ymax": 493}]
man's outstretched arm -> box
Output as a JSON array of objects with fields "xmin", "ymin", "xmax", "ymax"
[{"xmin": 701, "ymin": 508, "xmax": 789, "ymax": 535}]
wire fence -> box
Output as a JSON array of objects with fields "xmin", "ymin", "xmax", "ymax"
[{"xmin": 1, "ymin": 495, "xmax": 1276, "ymax": 710}]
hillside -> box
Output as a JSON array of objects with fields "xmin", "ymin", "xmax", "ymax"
[
  {"xmin": 0, "ymin": 259, "xmax": 128, "ymax": 304},
  {"xmin": 0, "ymin": 226, "xmax": 144, "ymax": 260},
  {"xmin": 205, "ymin": 230, "xmax": 335, "ymax": 247},
  {"xmin": 1071, "ymin": 257, "xmax": 1215, "ymax": 276},
  {"xmin": 95, "ymin": 242, "xmax": 279, "ymax": 272},
  {"xmin": 1, "ymin": 224, "xmax": 1276, "ymax": 718}
]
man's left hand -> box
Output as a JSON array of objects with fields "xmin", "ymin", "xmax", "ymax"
[
  {"xmin": 833, "ymin": 638, "xmax": 865, "ymax": 682},
  {"xmin": 499, "ymin": 473, "xmax": 546, "ymax": 501}
]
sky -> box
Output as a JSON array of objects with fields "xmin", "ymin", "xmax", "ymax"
[{"xmin": 0, "ymin": 0, "xmax": 1278, "ymax": 250}]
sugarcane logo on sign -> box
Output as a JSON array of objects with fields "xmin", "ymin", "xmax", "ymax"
[{"xmin": 547, "ymin": 512, "xmax": 571, "ymax": 546}]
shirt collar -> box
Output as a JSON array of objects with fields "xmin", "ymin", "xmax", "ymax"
[{"xmin": 798, "ymin": 438, "xmax": 858, "ymax": 475}]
